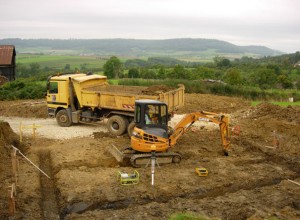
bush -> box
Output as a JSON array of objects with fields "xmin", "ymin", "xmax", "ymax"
[
  {"xmin": 0, "ymin": 79, "xmax": 46, "ymax": 100},
  {"xmin": 118, "ymin": 78, "xmax": 300, "ymax": 102}
]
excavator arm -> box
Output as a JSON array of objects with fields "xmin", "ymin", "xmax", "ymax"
[{"xmin": 169, "ymin": 111, "xmax": 230, "ymax": 155}]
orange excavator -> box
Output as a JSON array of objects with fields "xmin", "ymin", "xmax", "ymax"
[{"xmin": 108, "ymin": 99, "xmax": 231, "ymax": 167}]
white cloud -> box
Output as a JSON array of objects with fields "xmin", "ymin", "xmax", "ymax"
[{"xmin": 0, "ymin": 0, "xmax": 299, "ymax": 52}]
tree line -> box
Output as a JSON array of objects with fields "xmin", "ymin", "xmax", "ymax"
[
  {"xmin": 103, "ymin": 53, "xmax": 300, "ymax": 90},
  {"xmin": 1, "ymin": 52, "xmax": 299, "ymax": 101}
]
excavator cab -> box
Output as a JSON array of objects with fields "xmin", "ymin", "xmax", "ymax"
[
  {"xmin": 134, "ymin": 100, "xmax": 168, "ymax": 136},
  {"xmin": 131, "ymin": 100, "xmax": 170, "ymax": 152}
]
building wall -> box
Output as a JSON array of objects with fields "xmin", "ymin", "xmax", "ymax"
[{"xmin": 0, "ymin": 67, "xmax": 15, "ymax": 81}]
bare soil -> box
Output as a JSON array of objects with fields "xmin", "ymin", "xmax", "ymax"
[
  {"xmin": 0, "ymin": 94, "xmax": 299, "ymax": 220},
  {"xmin": 141, "ymin": 85, "xmax": 175, "ymax": 95}
]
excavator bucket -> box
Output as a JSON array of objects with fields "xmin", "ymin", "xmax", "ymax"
[{"xmin": 106, "ymin": 144, "xmax": 124, "ymax": 162}]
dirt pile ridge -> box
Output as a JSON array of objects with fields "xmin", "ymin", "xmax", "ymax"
[
  {"xmin": 178, "ymin": 93, "xmax": 250, "ymax": 114},
  {"xmin": 0, "ymin": 99, "xmax": 48, "ymax": 118},
  {"xmin": 141, "ymin": 85, "xmax": 175, "ymax": 95},
  {"xmin": 245, "ymin": 102, "xmax": 300, "ymax": 123},
  {"xmin": 232, "ymin": 102, "xmax": 300, "ymax": 172}
]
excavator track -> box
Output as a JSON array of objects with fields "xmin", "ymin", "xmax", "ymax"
[{"xmin": 130, "ymin": 152, "xmax": 182, "ymax": 167}]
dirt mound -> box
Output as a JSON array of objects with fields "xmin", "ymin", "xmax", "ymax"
[
  {"xmin": 93, "ymin": 131, "xmax": 116, "ymax": 138},
  {"xmin": 245, "ymin": 102, "xmax": 300, "ymax": 123},
  {"xmin": 178, "ymin": 93, "xmax": 250, "ymax": 114},
  {"xmin": 0, "ymin": 121, "xmax": 20, "ymax": 147},
  {"xmin": 142, "ymin": 85, "xmax": 175, "ymax": 95},
  {"xmin": 0, "ymin": 100, "xmax": 48, "ymax": 118},
  {"xmin": 0, "ymin": 121, "xmax": 23, "ymax": 219},
  {"xmin": 233, "ymin": 102, "xmax": 300, "ymax": 164}
]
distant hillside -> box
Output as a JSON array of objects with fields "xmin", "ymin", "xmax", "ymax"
[{"xmin": 0, "ymin": 38, "xmax": 283, "ymax": 58}]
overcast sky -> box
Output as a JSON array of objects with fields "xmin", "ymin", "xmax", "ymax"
[{"xmin": 0, "ymin": 0, "xmax": 299, "ymax": 53}]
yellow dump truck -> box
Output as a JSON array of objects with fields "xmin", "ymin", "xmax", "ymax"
[{"xmin": 46, "ymin": 73, "xmax": 185, "ymax": 136}]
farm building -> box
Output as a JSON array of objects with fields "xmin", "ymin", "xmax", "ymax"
[{"xmin": 0, "ymin": 45, "xmax": 16, "ymax": 82}]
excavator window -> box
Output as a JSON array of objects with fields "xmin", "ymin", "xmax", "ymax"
[
  {"xmin": 134, "ymin": 100, "xmax": 168, "ymax": 132},
  {"xmin": 135, "ymin": 105, "xmax": 141, "ymax": 123},
  {"xmin": 145, "ymin": 104, "xmax": 167, "ymax": 126}
]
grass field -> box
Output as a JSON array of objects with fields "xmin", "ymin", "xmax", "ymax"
[
  {"xmin": 17, "ymin": 54, "xmax": 106, "ymax": 70},
  {"xmin": 251, "ymin": 101, "xmax": 300, "ymax": 107}
]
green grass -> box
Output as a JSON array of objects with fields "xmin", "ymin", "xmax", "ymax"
[
  {"xmin": 17, "ymin": 54, "xmax": 106, "ymax": 70},
  {"xmin": 169, "ymin": 212, "xmax": 217, "ymax": 220},
  {"xmin": 251, "ymin": 101, "xmax": 300, "ymax": 107}
]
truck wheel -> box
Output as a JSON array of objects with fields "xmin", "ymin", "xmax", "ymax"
[
  {"xmin": 56, "ymin": 109, "xmax": 72, "ymax": 127},
  {"xmin": 107, "ymin": 115, "xmax": 128, "ymax": 136},
  {"xmin": 127, "ymin": 121, "xmax": 136, "ymax": 137}
]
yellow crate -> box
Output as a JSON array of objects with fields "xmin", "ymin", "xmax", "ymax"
[{"xmin": 195, "ymin": 167, "xmax": 208, "ymax": 176}]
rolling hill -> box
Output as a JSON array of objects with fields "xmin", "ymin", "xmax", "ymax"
[{"xmin": 0, "ymin": 38, "xmax": 283, "ymax": 59}]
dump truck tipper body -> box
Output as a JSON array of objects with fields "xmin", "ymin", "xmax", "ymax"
[{"xmin": 46, "ymin": 73, "xmax": 185, "ymax": 136}]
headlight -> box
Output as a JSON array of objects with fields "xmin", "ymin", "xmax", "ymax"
[{"xmin": 132, "ymin": 131, "xmax": 142, "ymax": 139}]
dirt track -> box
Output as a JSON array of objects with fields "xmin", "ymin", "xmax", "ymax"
[{"xmin": 0, "ymin": 94, "xmax": 299, "ymax": 220}]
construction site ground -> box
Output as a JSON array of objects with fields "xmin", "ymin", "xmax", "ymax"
[{"xmin": 0, "ymin": 93, "xmax": 299, "ymax": 220}]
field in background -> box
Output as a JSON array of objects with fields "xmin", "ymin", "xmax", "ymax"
[
  {"xmin": 17, "ymin": 54, "xmax": 106, "ymax": 70},
  {"xmin": 251, "ymin": 101, "xmax": 300, "ymax": 107}
]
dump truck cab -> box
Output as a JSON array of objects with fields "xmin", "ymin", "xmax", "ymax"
[{"xmin": 46, "ymin": 73, "xmax": 107, "ymax": 117}]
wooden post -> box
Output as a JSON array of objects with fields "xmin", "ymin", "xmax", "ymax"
[
  {"xmin": 33, "ymin": 123, "xmax": 36, "ymax": 140},
  {"xmin": 19, "ymin": 123, "xmax": 41, "ymax": 140},
  {"xmin": 8, "ymin": 184, "xmax": 16, "ymax": 218},
  {"xmin": 19, "ymin": 121, "xmax": 23, "ymax": 143},
  {"xmin": 11, "ymin": 148, "xmax": 18, "ymax": 184}
]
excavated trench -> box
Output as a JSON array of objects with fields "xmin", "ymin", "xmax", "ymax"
[
  {"xmin": 59, "ymin": 172, "xmax": 299, "ymax": 219},
  {"xmin": 241, "ymin": 139, "xmax": 300, "ymax": 174},
  {"xmin": 39, "ymin": 150, "xmax": 60, "ymax": 219}
]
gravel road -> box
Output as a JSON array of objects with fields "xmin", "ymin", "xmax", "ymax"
[
  {"xmin": 0, "ymin": 116, "xmax": 108, "ymax": 140},
  {"xmin": 0, "ymin": 114, "xmax": 217, "ymax": 140}
]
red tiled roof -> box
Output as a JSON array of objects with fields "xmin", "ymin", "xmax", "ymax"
[{"xmin": 0, "ymin": 45, "xmax": 15, "ymax": 65}]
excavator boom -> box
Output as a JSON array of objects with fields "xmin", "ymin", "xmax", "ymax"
[{"xmin": 170, "ymin": 111, "xmax": 230, "ymax": 154}]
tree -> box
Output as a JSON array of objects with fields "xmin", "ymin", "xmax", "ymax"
[
  {"xmin": 140, "ymin": 68, "xmax": 156, "ymax": 79},
  {"xmin": 168, "ymin": 65, "xmax": 187, "ymax": 79},
  {"xmin": 277, "ymin": 74, "xmax": 293, "ymax": 89},
  {"xmin": 157, "ymin": 66, "xmax": 167, "ymax": 79},
  {"xmin": 64, "ymin": 64, "xmax": 71, "ymax": 70},
  {"xmin": 103, "ymin": 56, "xmax": 123, "ymax": 78},
  {"xmin": 29, "ymin": 63, "xmax": 40, "ymax": 75},
  {"xmin": 295, "ymin": 76, "xmax": 300, "ymax": 90},
  {"xmin": 213, "ymin": 56, "xmax": 231, "ymax": 67},
  {"xmin": 80, "ymin": 63, "xmax": 88, "ymax": 71},
  {"xmin": 224, "ymin": 68, "xmax": 242, "ymax": 85},
  {"xmin": 192, "ymin": 66, "xmax": 215, "ymax": 79},
  {"xmin": 250, "ymin": 67, "xmax": 277, "ymax": 89},
  {"xmin": 16, "ymin": 63, "xmax": 30, "ymax": 78},
  {"xmin": 128, "ymin": 68, "xmax": 139, "ymax": 78}
]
